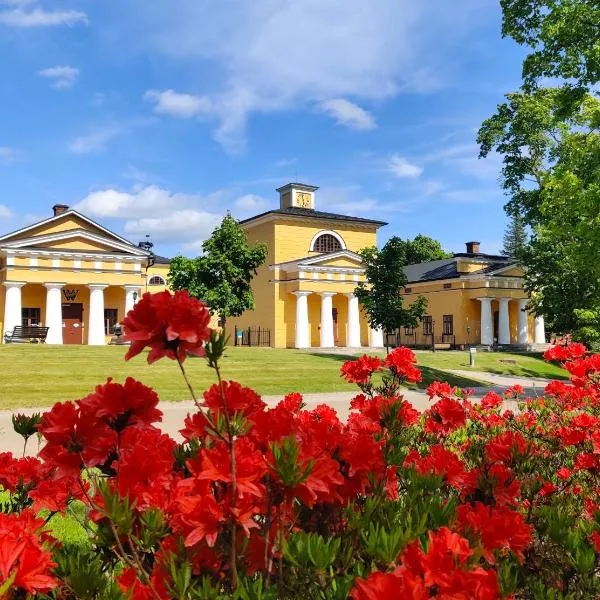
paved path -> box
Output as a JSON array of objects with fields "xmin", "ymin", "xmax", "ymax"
[{"xmin": 447, "ymin": 370, "xmax": 553, "ymax": 397}]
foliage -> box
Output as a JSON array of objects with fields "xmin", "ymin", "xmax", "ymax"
[
  {"xmin": 3, "ymin": 292, "xmax": 600, "ymax": 598},
  {"xmin": 355, "ymin": 237, "xmax": 427, "ymax": 341},
  {"xmin": 402, "ymin": 234, "xmax": 452, "ymax": 264},
  {"xmin": 502, "ymin": 213, "xmax": 528, "ymax": 258},
  {"xmin": 168, "ymin": 214, "xmax": 267, "ymax": 327}
]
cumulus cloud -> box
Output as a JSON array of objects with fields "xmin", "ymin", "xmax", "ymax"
[
  {"xmin": 38, "ymin": 65, "xmax": 79, "ymax": 89},
  {"xmin": 320, "ymin": 99, "xmax": 376, "ymax": 130},
  {"xmin": 387, "ymin": 154, "xmax": 423, "ymax": 178},
  {"xmin": 124, "ymin": 209, "xmax": 221, "ymax": 243},
  {"xmin": 0, "ymin": 3, "xmax": 87, "ymax": 27},
  {"xmin": 234, "ymin": 194, "xmax": 269, "ymax": 212},
  {"xmin": 0, "ymin": 146, "xmax": 18, "ymax": 163},
  {"xmin": 0, "ymin": 204, "xmax": 13, "ymax": 218},
  {"xmin": 106, "ymin": 0, "xmax": 483, "ymax": 150},
  {"xmin": 144, "ymin": 89, "xmax": 212, "ymax": 118}
]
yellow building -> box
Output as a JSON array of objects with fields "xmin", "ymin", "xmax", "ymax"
[
  {"xmin": 0, "ymin": 204, "xmax": 170, "ymax": 344},
  {"xmin": 229, "ymin": 183, "xmax": 387, "ymax": 349},
  {"xmin": 398, "ymin": 241, "xmax": 546, "ymax": 349}
]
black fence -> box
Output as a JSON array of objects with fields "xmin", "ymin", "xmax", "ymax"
[
  {"xmin": 234, "ymin": 326, "xmax": 271, "ymax": 347},
  {"xmin": 385, "ymin": 331, "xmax": 456, "ymax": 349}
]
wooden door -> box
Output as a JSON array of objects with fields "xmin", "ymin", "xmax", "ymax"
[
  {"xmin": 332, "ymin": 308, "xmax": 339, "ymax": 346},
  {"xmin": 62, "ymin": 303, "xmax": 83, "ymax": 345}
]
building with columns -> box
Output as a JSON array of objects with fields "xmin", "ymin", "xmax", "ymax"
[
  {"xmin": 0, "ymin": 204, "xmax": 170, "ymax": 345},
  {"xmin": 228, "ymin": 183, "xmax": 387, "ymax": 349},
  {"xmin": 398, "ymin": 242, "xmax": 546, "ymax": 348}
]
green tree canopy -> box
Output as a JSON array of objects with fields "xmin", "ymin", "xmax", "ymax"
[
  {"xmin": 502, "ymin": 213, "xmax": 529, "ymax": 257},
  {"xmin": 168, "ymin": 214, "xmax": 267, "ymax": 328},
  {"xmin": 402, "ymin": 234, "xmax": 452, "ymax": 264},
  {"xmin": 354, "ymin": 237, "xmax": 427, "ymax": 344}
]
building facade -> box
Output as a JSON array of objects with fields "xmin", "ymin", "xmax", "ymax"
[
  {"xmin": 398, "ymin": 242, "xmax": 545, "ymax": 348},
  {"xmin": 228, "ymin": 183, "xmax": 387, "ymax": 349},
  {"xmin": 0, "ymin": 204, "xmax": 170, "ymax": 344}
]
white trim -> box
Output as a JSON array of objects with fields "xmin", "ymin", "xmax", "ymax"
[
  {"xmin": 270, "ymin": 249, "xmax": 363, "ymax": 270},
  {"xmin": 309, "ymin": 230, "xmax": 346, "ymax": 252},
  {"xmin": 29, "ymin": 257, "xmax": 37, "ymax": 267},
  {"xmin": 148, "ymin": 274, "xmax": 166, "ymax": 286},
  {"xmin": 241, "ymin": 212, "xmax": 384, "ymax": 231},
  {"xmin": 52, "ymin": 258, "xmax": 60, "ymax": 268},
  {"xmin": 1, "ymin": 248, "xmax": 148, "ymax": 262},
  {"xmin": 1, "ymin": 229, "xmax": 149, "ymax": 257},
  {"xmin": 0, "ymin": 209, "xmax": 138, "ymax": 247}
]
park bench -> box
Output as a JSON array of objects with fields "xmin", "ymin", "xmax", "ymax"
[{"xmin": 4, "ymin": 325, "xmax": 49, "ymax": 344}]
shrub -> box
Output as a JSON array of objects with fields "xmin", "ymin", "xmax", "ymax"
[{"xmin": 1, "ymin": 290, "xmax": 600, "ymax": 598}]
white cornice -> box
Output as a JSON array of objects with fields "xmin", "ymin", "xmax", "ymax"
[{"xmin": 1, "ymin": 248, "xmax": 145, "ymax": 261}]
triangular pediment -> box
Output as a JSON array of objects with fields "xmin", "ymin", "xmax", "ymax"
[
  {"xmin": 486, "ymin": 264, "xmax": 524, "ymax": 277},
  {"xmin": 1, "ymin": 229, "xmax": 149, "ymax": 257},
  {"xmin": 273, "ymin": 250, "xmax": 364, "ymax": 270},
  {"xmin": 0, "ymin": 210, "xmax": 134, "ymax": 247}
]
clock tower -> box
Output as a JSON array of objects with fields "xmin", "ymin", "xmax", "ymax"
[{"xmin": 277, "ymin": 182, "xmax": 318, "ymax": 210}]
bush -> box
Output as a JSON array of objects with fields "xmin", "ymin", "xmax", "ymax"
[{"xmin": 2, "ymin": 290, "xmax": 600, "ymax": 598}]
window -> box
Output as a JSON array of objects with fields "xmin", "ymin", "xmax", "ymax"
[
  {"xmin": 104, "ymin": 309, "xmax": 119, "ymax": 336},
  {"xmin": 443, "ymin": 283, "xmax": 452, "ymax": 289},
  {"xmin": 22, "ymin": 308, "xmax": 41, "ymax": 326},
  {"xmin": 404, "ymin": 326, "xmax": 415, "ymax": 335},
  {"xmin": 443, "ymin": 314, "xmax": 454, "ymax": 336},
  {"xmin": 423, "ymin": 316, "xmax": 433, "ymax": 336},
  {"xmin": 404, "ymin": 287, "xmax": 412, "ymax": 294},
  {"xmin": 148, "ymin": 275, "xmax": 166, "ymax": 286},
  {"xmin": 313, "ymin": 234, "xmax": 342, "ymax": 253}
]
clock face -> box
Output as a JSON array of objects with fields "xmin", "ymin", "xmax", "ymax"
[{"xmin": 296, "ymin": 192, "xmax": 311, "ymax": 208}]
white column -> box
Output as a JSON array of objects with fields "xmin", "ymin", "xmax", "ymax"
[
  {"xmin": 124, "ymin": 285, "xmax": 140, "ymax": 317},
  {"xmin": 517, "ymin": 299, "xmax": 529, "ymax": 344},
  {"xmin": 498, "ymin": 298, "xmax": 511, "ymax": 345},
  {"xmin": 293, "ymin": 291, "xmax": 311, "ymax": 349},
  {"xmin": 369, "ymin": 327, "xmax": 384, "ymax": 348},
  {"xmin": 44, "ymin": 283, "xmax": 64, "ymax": 344},
  {"xmin": 88, "ymin": 284, "xmax": 108, "ymax": 346},
  {"xmin": 346, "ymin": 293, "xmax": 361, "ymax": 348},
  {"xmin": 478, "ymin": 298, "xmax": 493, "ymax": 346},
  {"xmin": 319, "ymin": 292, "xmax": 335, "ymax": 348},
  {"xmin": 534, "ymin": 315, "xmax": 546, "ymax": 344},
  {"xmin": 3, "ymin": 282, "xmax": 25, "ymax": 340}
]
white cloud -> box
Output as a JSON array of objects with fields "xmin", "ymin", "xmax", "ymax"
[
  {"xmin": 38, "ymin": 65, "xmax": 79, "ymax": 89},
  {"xmin": 0, "ymin": 5, "xmax": 87, "ymax": 27},
  {"xmin": 68, "ymin": 128, "xmax": 122, "ymax": 154},
  {"xmin": 320, "ymin": 98, "xmax": 376, "ymax": 130},
  {"xmin": 275, "ymin": 158, "xmax": 297, "ymax": 168},
  {"xmin": 144, "ymin": 89, "xmax": 212, "ymax": 118},
  {"xmin": 124, "ymin": 209, "xmax": 221, "ymax": 243},
  {"xmin": 387, "ymin": 154, "xmax": 423, "ymax": 178},
  {"xmin": 0, "ymin": 204, "xmax": 13, "ymax": 218},
  {"xmin": 107, "ymin": 0, "xmax": 483, "ymax": 150},
  {"xmin": 234, "ymin": 194, "xmax": 268, "ymax": 212},
  {"xmin": 0, "ymin": 146, "xmax": 18, "ymax": 163}
]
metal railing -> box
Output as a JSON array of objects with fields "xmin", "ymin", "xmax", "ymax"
[{"xmin": 234, "ymin": 326, "xmax": 271, "ymax": 347}]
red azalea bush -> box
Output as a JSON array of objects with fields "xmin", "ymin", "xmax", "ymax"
[{"xmin": 1, "ymin": 291, "xmax": 600, "ymax": 598}]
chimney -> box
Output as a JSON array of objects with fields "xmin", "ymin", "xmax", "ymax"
[
  {"xmin": 465, "ymin": 241, "xmax": 480, "ymax": 255},
  {"xmin": 52, "ymin": 204, "xmax": 69, "ymax": 217}
]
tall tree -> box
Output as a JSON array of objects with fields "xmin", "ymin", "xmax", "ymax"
[
  {"xmin": 355, "ymin": 237, "xmax": 427, "ymax": 348},
  {"xmin": 403, "ymin": 234, "xmax": 452, "ymax": 264},
  {"xmin": 168, "ymin": 214, "xmax": 267, "ymax": 329},
  {"xmin": 502, "ymin": 213, "xmax": 528, "ymax": 257},
  {"xmin": 479, "ymin": 0, "xmax": 600, "ymax": 347}
]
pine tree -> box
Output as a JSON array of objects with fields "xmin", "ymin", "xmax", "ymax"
[{"xmin": 502, "ymin": 213, "xmax": 528, "ymax": 257}]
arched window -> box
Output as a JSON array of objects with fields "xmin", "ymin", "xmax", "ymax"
[
  {"xmin": 313, "ymin": 233, "xmax": 342, "ymax": 253},
  {"xmin": 148, "ymin": 275, "xmax": 166, "ymax": 286}
]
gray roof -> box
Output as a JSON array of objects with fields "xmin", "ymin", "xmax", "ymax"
[
  {"xmin": 240, "ymin": 206, "xmax": 387, "ymax": 227},
  {"xmin": 403, "ymin": 256, "xmax": 517, "ymax": 283},
  {"xmin": 153, "ymin": 254, "xmax": 171, "ymax": 264}
]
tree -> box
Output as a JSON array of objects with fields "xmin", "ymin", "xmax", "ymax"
[
  {"xmin": 479, "ymin": 0, "xmax": 600, "ymax": 344},
  {"xmin": 168, "ymin": 214, "xmax": 267, "ymax": 329},
  {"xmin": 403, "ymin": 234, "xmax": 452, "ymax": 264},
  {"xmin": 355, "ymin": 237, "xmax": 427, "ymax": 348},
  {"xmin": 502, "ymin": 213, "xmax": 528, "ymax": 257}
]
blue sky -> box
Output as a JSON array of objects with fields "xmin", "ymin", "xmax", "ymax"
[{"xmin": 0, "ymin": 0, "xmax": 526, "ymax": 257}]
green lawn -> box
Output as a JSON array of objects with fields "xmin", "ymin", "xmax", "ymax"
[
  {"xmin": 415, "ymin": 350, "xmax": 567, "ymax": 380},
  {"xmin": 0, "ymin": 345, "xmax": 490, "ymax": 409}
]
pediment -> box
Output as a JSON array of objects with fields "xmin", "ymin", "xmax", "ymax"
[
  {"xmin": 273, "ymin": 250, "xmax": 364, "ymax": 271},
  {"xmin": 1, "ymin": 229, "xmax": 148, "ymax": 257},
  {"xmin": 487, "ymin": 264, "xmax": 524, "ymax": 277},
  {"xmin": 0, "ymin": 210, "xmax": 134, "ymax": 247}
]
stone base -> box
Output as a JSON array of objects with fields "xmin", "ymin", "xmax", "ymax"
[{"xmin": 108, "ymin": 337, "xmax": 130, "ymax": 346}]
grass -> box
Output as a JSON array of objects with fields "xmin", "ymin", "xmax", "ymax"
[
  {"xmin": 414, "ymin": 350, "xmax": 567, "ymax": 381},
  {"xmin": 0, "ymin": 345, "xmax": 490, "ymax": 409}
]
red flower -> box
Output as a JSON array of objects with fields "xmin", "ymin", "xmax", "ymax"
[
  {"xmin": 174, "ymin": 482, "xmax": 223, "ymax": 548},
  {"xmin": 124, "ymin": 290, "xmax": 212, "ymax": 364},
  {"xmin": 484, "ymin": 431, "xmax": 529, "ymax": 464},
  {"xmin": 202, "ymin": 380, "xmax": 266, "ymax": 419},
  {"xmin": 426, "ymin": 381, "xmax": 456, "ymax": 399},
  {"xmin": 544, "ymin": 342, "xmax": 587, "ymax": 362},
  {"xmin": 424, "ymin": 398, "xmax": 466, "ymax": 435},
  {"xmin": 0, "ymin": 512, "xmax": 57, "ymax": 594},
  {"xmin": 78, "ymin": 377, "xmax": 162, "ymax": 431},
  {"xmin": 341, "ymin": 355, "xmax": 383, "ymax": 384},
  {"xmin": 384, "ymin": 347, "xmax": 422, "ymax": 383},
  {"xmin": 480, "ymin": 391, "xmax": 503, "ymax": 410},
  {"xmin": 405, "ymin": 445, "xmax": 469, "ymax": 491}
]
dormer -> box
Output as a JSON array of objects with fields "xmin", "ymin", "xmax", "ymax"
[{"xmin": 277, "ymin": 182, "xmax": 318, "ymax": 210}]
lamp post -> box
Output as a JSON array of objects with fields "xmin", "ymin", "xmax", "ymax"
[{"xmin": 133, "ymin": 291, "xmax": 138, "ymax": 305}]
